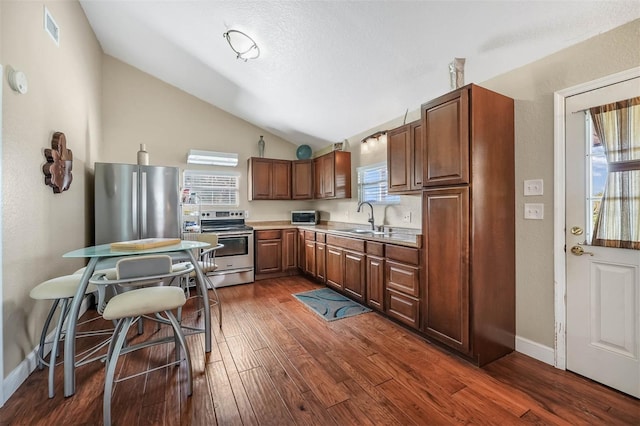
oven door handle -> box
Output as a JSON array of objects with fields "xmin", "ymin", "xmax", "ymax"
[{"xmin": 215, "ymin": 232, "xmax": 253, "ymax": 238}]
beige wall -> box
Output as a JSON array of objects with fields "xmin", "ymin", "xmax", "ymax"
[
  {"xmin": 101, "ymin": 55, "xmax": 314, "ymax": 220},
  {"xmin": 1, "ymin": 1, "xmax": 102, "ymax": 374},
  {"xmin": 480, "ymin": 19, "xmax": 640, "ymax": 347}
]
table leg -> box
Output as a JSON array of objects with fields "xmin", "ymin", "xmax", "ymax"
[
  {"xmin": 63, "ymin": 256, "xmax": 98, "ymax": 397},
  {"xmin": 186, "ymin": 250, "xmax": 211, "ymax": 352}
]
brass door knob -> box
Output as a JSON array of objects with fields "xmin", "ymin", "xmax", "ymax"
[{"xmin": 570, "ymin": 245, "xmax": 594, "ymax": 256}]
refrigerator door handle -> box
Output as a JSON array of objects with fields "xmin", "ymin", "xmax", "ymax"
[
  {"xmin": 132, "ymin": 171, "xmax": 138, "ymax": 236},
  {"xmin": 141, "ymin": 171, "xmax": 148, "ymax": 236}
]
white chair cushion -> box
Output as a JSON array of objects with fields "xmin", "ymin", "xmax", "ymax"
[
  {"xmin": 30, "ymin": 274, "xmax": 98, "ymax": 300},
  {"xmin": 74, "ymin": 267, "xmax": 118, "ymax": 280},
  {"xmin": 171, "ymin": 262, "xmax": 192, "ymax": 273},
  {"xmin": 102, "ymin": 286, "xmax": 186, "ymax": 321}
]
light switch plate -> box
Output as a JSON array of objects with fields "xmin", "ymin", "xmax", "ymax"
[
  {"xmin": 524, "ymin": 179, "xmax": 544, "ymax": 196},
  {"xmin": 524, "ymin": 203, "xmax": 544, "ymax": 220}
]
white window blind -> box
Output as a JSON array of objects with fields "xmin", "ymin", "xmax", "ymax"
[
  {"xmin": 183, "ymin": 170, "xmax": 240, "ymax": 206},
  {"xmin": 357, "ymin": 162, "xmax": 400, "ymax": 205}
]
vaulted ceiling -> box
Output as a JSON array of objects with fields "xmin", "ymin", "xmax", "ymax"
[{"xmin": 80, "ymin": 1, "xmax": 640, "ymax": 148}]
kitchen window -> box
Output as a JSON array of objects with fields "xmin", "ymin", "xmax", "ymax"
[
  {"xmin": 183, "ymin": 170, "xmax": 240, "ymax": 206},
  {"xmin": 357, "ymin": 162, "xmax": 400, "ymax": 205}
]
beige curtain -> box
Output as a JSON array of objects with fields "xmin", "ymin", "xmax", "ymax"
[{"xmin": 590, "ymin": 97, "xmax": 640, "ymax": 250}]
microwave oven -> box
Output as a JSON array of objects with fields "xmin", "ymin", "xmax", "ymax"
[{"xmin": 291, "ymin": 210, "xmax": 319, "ymax": 225}]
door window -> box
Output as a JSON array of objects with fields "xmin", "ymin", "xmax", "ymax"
[{"xmin": 588, "ymin": 97, "xmax": 640, "ymax": 250}]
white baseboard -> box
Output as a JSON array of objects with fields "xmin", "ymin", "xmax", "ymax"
[
  {"xmin": 515, "ymin": 335, "xmax": 555, "ymax": 366},
  {"xmin": 2, "ymin": 296, "xmax": 93, "ymax": 406}
]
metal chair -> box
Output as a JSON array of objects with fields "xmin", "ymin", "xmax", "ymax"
[
  {"xmin": 29, "ymin": 269, "xmax": 116, "ymax": 398},
  {"xmin": 89, "ymin": 255, "xmax": 194, "ymax": 426},
  {"xmin": 175, "ymin": 233, "xmax": 222, "ymax": 328}
]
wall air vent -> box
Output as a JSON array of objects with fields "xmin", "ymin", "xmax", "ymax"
[{"xmin": 44, "ymin": 7, "xmax": 59, "ymax": 46}]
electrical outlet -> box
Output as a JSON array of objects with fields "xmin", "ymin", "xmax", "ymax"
[
  {"xmin": 345, "ymin": 210, "xmax": 350, "ymax": 219},
  {"xmin": 524, "ymin": 203, "xmax": 544, "ymax": 220},
  {"xmin": 524, "ymin": 179, "xmax": 544, "ymax": 196},
  {"xmin": 402, "ymin": 212, "xmax": 411, "ymax": 223},
  {"xmin": 244, "ymin": 210, "xmax": 249, "ymax": 219}
]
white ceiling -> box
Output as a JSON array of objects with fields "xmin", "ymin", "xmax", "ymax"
[{"xmin": 80, "ymin": 1, "xmax": 640, "ymax": 148}]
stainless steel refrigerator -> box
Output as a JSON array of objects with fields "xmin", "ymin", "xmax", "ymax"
[{"xmin": 94, "ymin": 162, "xmax": 180, "ymax": 245}]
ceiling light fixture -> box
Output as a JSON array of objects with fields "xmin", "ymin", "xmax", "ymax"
[
  {"xmin": 223, "ymin": 29, "xmax": 260, "ymax": 61},
  {"xmin": 187, "ymin": 149, "xmax": 239, "ymax": 167}
]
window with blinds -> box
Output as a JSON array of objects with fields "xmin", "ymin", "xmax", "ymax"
[
  {"xmin": 357, "ymin": 162, "xmax": 401, "ymax": 204},
  {"xmin": 183, "ymin": 170, "xmax": 240, "ymax": 206}
]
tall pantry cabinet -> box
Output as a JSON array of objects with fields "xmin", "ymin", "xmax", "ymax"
[{"xmin": 421, "ymin": 84, "xmax": 515, "ymax": 366}]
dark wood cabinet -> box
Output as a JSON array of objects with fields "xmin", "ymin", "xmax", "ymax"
[
  {"xmin": 282, "ymin": 229, "xmax": 298, "ymax": 272},
  {"xmin": 313, "ymin": 151, "xmax": 351, "ymax": 199},
  {"xmin": 255, "ymin": 230, "xmax": 283, "ymax": 276},
  {"xmin": 304, "ymin": 231, "xmax": 316, "ymax": 277},
  {"xmin": 255, "ymin": 228, "xmax": 298, "ymax": 280},
  {"xmin": 365, "ymin": 242, "xmax": 385, "ymax": 311},
  {"xmin": 297, "ymin": 229, "xmax": 305, "ymax": 272},
  {"xmin": 387, "ymin": 125, "xmax": 410, "ymax": 192},
  {"xmin": 248, "ymin": 158, "xmax": 291, "ymax": 200},
  {"xmin": 292, "ymin": 160, "xmax": 314, "ymax": 199},
  {"xmin": 385, "ymin": 246, "xmax": 420, "ymax": 329},
  {"xmin": 421, "ymin": 87, "xmax": 470, "ymax": 187},
  {"xmin": 315, "ymin": 240, "xmax": 326, "ymax": 283},
  {"xmin": 420, "ymin": 84, "xmax": 515, "ymax": 366},
  {"xmin": 366, "ymin": 255, "xmax": 385, "ymax": 311},
  {"xmin": 324, "ymin": 234, "xmax": 366, "ymax": 302},
  {"xmin": 325, "ymin": 245, "xmax": 343, "ymax": 291},
  {"xmin": 388, "ymin": 120, "xmax": 422, "ymax": 193},
  {"xmin": 343, "ymin": 250, "xmax": 365, "ymax": 302}
]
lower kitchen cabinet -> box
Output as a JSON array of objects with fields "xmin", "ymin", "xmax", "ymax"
[
  {"xmin": 315, "ymin": 232, "xmax": 326, "ymax": 282},
  {"xmin": 255, "ymin": 228, "xmax": 298, "ymax": 280},
  {"xmin": 343, "ymin": 250, "xmax": 365, "ymax": 302},
  {"xmin": 282, "ymin": 228, "xmax": 298, "ymax": 272},
  {"xmin": 325, "ymin": 245, "xmax": 343, "ymax": 290},
  {"xmin": 255, "ymin": 230, "xmax": 282, "ymax": 275},
  {"xmin": 304, "ymin": 231, "xmax": 316, "ymax": 277},
  {"xmin": 384, "ymin": 245, "xmax": 420, "ymax": 329}
]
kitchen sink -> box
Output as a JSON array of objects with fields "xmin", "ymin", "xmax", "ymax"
[{"xmin": 337, "ymin": 228, "xmax": 387, "ymax": 236}]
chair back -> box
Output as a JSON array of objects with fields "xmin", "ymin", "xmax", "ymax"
[
  {"xmin": 116, "ymin": 255, "xmax": 173, "ymax": 287},
  {"xmin": 196, "ymin": 233, "xmax": 218, "ymax": 245}
]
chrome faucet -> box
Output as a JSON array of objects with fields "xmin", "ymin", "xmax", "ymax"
[{"xmin": 357, "ymin": 201, "xmax": 375, "ymax": 230}]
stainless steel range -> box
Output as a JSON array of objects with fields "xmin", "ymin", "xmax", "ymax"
[{"xmin": 199, "ymin": 210, "xmax": 254, "ymax": 287}]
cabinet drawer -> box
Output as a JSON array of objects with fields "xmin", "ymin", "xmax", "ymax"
[
  {"xmin": 366, "ymin": 241, "xmax": 384, "ymax": 257},
  {"xmin": 305, "ymin": 230, "xmax": 316, "ymax": 241},
  {"xmin": 386, "ymin": 289, "xmax": 420, "ymax": 329},
  {"xmin": 326, "ymin": 234, "xmax": 365, "ymax": 252},
  {"xmin": 386, "ymin": 260, "xmax": 420, "ymax": 297},
  {"xmin": 385, "ymin": 244, "xmax": 420, "ymax": 266},
  {"xmin": 256, "ymin": 229, "xmax": 282, "ymax": 240},
  {"xmin": 316, "ymin": 232, "xmax": 326, "ymax": 243}
]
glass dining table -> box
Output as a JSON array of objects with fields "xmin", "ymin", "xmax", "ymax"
[{"xmin": 62, "ymin": 240, "xmax": 219, "ymax": 397}]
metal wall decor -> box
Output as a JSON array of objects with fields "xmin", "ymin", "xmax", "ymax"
[{"xmin": 43, "ymin": 131, "xmax": 73, "ymax": 193}]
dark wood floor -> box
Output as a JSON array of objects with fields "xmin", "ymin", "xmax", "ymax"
[{"xmin": 2, "ymin": 276, "xmax": 638, "ymax": 425}]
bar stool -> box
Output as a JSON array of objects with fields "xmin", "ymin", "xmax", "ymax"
[
  {"xmin": 29, "ymin": 271, "xmax": 113, "ymax": 398},
  {"xmin": 89, "ymin": 255, "xmax": 194, "ymax": 426}
]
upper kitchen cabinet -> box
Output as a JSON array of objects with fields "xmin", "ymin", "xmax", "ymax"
[
  {"xmin": 388, "ymin": 120, "xmax": 422, "ymax": 193},
  {"xmin": 248, "ymin": 157, "xmax": 292, "ymax": 200},
  {"xmin": 314, "ymin": 151, "xmax": 352, "ymax": 199},
  {"xmin": 292, "ymin": 159, "xmax": 314, "ymax": 200},
  {"xmin": 421, "ymin": 86, "xmax": 470, "ymax": 187}
]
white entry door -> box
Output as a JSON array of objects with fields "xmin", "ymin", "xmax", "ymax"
[{"xmin": 565, "ymin": 76, "xmax": 640, "ymax": 398}]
